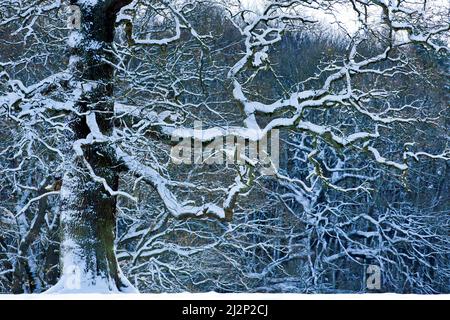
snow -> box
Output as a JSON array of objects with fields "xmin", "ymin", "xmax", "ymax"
[
  {"xmin": 85, "ymin": 112, "xmax": 102, "ymax": 139},
  {"xmin": 114, "ymin": 146, "xmax": 226, "ymax": 219},
  {"xmin": 253, "ymin": 47, "xmax": 269, "ymax": 67},
  {"xmin": 78, "ymin": 0, "xmax": 98, "ymax": 7},
  {"xmin": 2, "ymin": 293, "xmax": 447, "ymax": 299},
  {"xmin": 367, "ymin": 147, "xmax": 408, "ymax": 170},
  {"xmin": 67, "ymin": 32, "xmax": 83, "ymax": 48},
  {"xmin": 73, "ymin": 112, "xmax": 106, "ymax": 156},
  {"xmin": 44, "ymin": 275, "xmax": 136, "ymax": 294},
  {"xmin": 168, "ymin": 123, "xmax": 266, "ymax": 142},
  {"xmin": 297, "ymin": 122, "xmax": 379, "ymax": 146}
]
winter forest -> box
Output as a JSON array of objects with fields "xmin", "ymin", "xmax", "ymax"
[{"xmin": 0, "ymin": 0, "xmax": 448, "ymax": 295}]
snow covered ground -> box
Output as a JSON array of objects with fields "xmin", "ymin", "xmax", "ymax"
[{"xmin": 0, "ymin": 293, "xmax": 448, "ymax": 300}]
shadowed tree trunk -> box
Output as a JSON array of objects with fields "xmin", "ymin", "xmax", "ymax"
[{"xmin": 46, "ymin": 0, "xmax": 135, "ymax": 293}]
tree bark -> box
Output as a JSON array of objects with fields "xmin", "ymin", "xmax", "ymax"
[{"xmin": 46, "ymin": 0, "xmax": 135, "ymax": 293}]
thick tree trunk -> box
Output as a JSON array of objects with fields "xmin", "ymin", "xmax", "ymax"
[{"xmin": 46, "ymin": 0, "xmax": 135, "ymax": 293}]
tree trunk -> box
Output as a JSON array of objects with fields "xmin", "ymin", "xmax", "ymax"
[{"xmin": 46, "ymin": 0, "xmax": 135, "ymax": 293}]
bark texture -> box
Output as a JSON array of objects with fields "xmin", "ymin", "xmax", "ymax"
[{"xmin": 47, "ymin": 0, "xmax": 135, "ymax": 293}]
